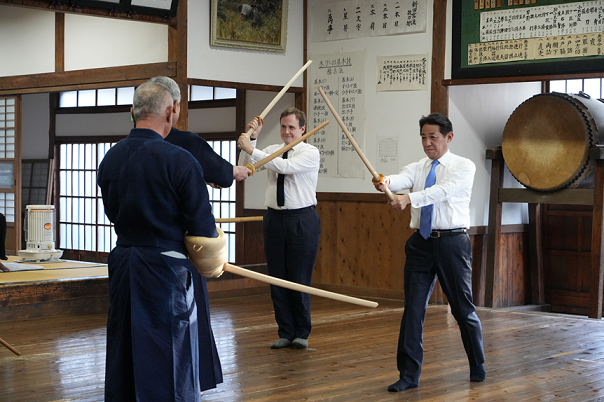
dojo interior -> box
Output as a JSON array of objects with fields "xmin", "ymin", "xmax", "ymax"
[{"xmin": 2, "ymin": 1, "xmax": 604, "ymax": 401}]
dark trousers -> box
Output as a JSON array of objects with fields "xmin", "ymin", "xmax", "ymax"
[
  {"xmin": 396, "ymin": 231, "xmax": 485, "ymax": 385},
  {"xmin": 264, "ymin": 206, "xmax": 321, "ymax": 340}
]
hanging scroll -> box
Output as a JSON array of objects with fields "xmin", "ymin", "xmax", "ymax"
[{"xmin": 308, "ymin": 51, "xmax": 366, "ymax": 179}]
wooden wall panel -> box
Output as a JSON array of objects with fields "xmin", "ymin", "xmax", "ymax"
[
  {"xmin": 6, "ymin": 226, "xmax": 16, "ymax": 256},
  {"xmin": 543, "ymin": 204, "xmax": 601, "ymax": 315},
  {"xmin": 314, "ymin": 193, "xmax": 411, "ymax": 296},
  {"xmin": 471, "ymin": 234, "xmax": 487, "ymax": 306},
  {"xmin": 238, "ymin": 209, "xmax": 266, "ymax": 265},
  {"xmin": 237, "ymin": 193, "xmax": 529, "ymax": 306},
  {"xmin": 485, "ymin": 228, "xmax": 530, "ymax": 308}
]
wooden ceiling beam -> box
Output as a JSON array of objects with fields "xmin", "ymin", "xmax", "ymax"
[
  {"xmin": 0, "ymin": 62, "xmax": 176, "ymax": 95},
  {"xmin": 0, "ymin": 1, "xmax": 176, "ymax": 25},
  {"xmin": 187, "ymin": 78, "xmax": 304, "ymax": 94}
]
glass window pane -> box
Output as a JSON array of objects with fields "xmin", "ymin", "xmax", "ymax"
[
  {"xmin": 85, "ymin": 225, "xmax": 93, "ymax": 251},
  {"xmin": 214, "ymin": 87, "xmax": 236, "ymax": 100},
  {"xmin": 75, "ymin": 144, "xmax": 85, "ymax": 169},
  {"xmin": 78, "ymin": 90, "xmax": 96, "ymax": 107},
  {"xmin": 227, "ymin": 233, "xmax": 235, "ymax": 263},
  {"xmin": 550, "ymin": 80, "xmax": 566, "ymax": 93},
  {"xmin": 0, "ymin": 162, "xmax": 14, "ymax": 189},
  {"xmin": 97, "ymin": 88, "xmax": 116, "ymax": 106},
  {"xmin": 190, "ymin": 86, "xmax": 214, "ymax": 101},
  {"xmin": 117, "ymin": 87, "xmax": 135, "ymax": 105},
  {"xmin": 584, "ymin": 78, "xmax": 602, "ymax": 99},
  {"xmin": 566, "ymin": 79, "xmax": 582, "ymax": 94},
  {"xmin": 60, "ymin": 91, "xmax": 77, "ymax": 108},
  {"xmin": 85, "ymin": 143, "xmax": 95, "ymax": 170}
]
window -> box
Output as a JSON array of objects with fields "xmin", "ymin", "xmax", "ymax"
[
  {"xmin": 60, "ymin": 85, "xmax": 236, "ymax": 108},
  {"xmin": 58, "ymin": 142, "xmax": 116, "ymax": 256},
  {"xmin": 56, "ymin": 85, "xmax": 239, "ymax": 262},
  {"xmin": 207, "ymin": 139, "xmax": 238, "ymax": 262},
  {"xmin": 59, "ymin": 87, "xmax": 135, "ymax": 108},
  {"xmin": 189, "ymin": 85, "xmax": 236, "ymax": 101},
  {"xmin": 0, "ymin": 97, "xmax": 16, "ymax": 223},
  {"xmin": 58, "ymin": 138, "xmax": 239, "ymax": 262},
  {"xmin": 22, "ymin": 160, "xmax": 50, "ymax": 210},
  {"xmin": 549, "ymin": 78, "xmax": 604, "ymax": 99}
]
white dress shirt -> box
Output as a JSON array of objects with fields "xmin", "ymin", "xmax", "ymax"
[
  {"xmin": 239, "ymin": 139, "xmax": 320, "ymax": 210},
  {"xmin": 387, "ymin": 150, "xmax": 475, "ymax": 230}
]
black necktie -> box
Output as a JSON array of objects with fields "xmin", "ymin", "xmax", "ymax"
[{"xmin": 277, "ymin": 151, "xmax": 288, "ymax": 207}]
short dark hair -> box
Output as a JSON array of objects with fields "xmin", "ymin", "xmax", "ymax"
[
  {"xmin": 419, "ymin": 113, "xmax": 453, "ymax": 136},
  {"xmin": 280, "ymin": 107, "xmax": 306, "ymax": 128}
]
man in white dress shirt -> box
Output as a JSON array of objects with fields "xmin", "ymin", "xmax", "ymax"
[
  {"xmin": 238, "ymin": 108, "xmax": 321, "ymax": 350},
  {"xmin": 374, "ymin": 112, "xmax": 486, "ymax": 392}
]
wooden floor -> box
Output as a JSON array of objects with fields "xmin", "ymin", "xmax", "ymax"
[{"xmin": 2, "ymin": 294, "xmax": 604, "ymax": 401}]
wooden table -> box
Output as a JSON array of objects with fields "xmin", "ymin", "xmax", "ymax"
[{"xmin": 0, "ymin": 256, "xmax": 107, "ymax": 285}]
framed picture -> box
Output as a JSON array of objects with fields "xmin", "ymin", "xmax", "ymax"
[{"xmin": 211, "ymin": 0, "xmax": 288, "ymax": 53}]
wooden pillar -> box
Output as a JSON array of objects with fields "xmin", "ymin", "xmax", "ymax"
[
  {"xmin": 430, "ymin": 0, "xmax": 448, "ymax": 115},
  {"xmin": 235, "ymin": 88, "xmax": 246, "ymax": 265},
  {"xmin": 485, "ymin": 149, "xmax": 504, "ymax": 308},
  {"xmin": 55, "ymin": 13, "xmax": 64, "ymax": 73},
  {"xmin": 528, "ymin": 203, "xmax": 544, "ymax": 305},
  {"xmin": 168, "ymin": 0, "xmax": 188, "ymax": 130},
  {"xmin": 589, "ymin": 159, "xmax": 604, "ymax": 319}
]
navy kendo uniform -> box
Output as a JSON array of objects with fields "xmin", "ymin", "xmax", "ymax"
[
  {"xmin": 165, "ymin": 127, "xmax": 234, "ymax": 188},
  {"xmin": 165, "ymin": 127, "xmax": 233, "ymax": 391},
  {"xmin": 98, "ymin": 127, "xmax": 217, "ymax": 402}
]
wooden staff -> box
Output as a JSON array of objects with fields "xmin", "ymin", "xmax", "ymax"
[
  {"xmin": 0, "ymin": 336, "xmax": 21, "ymax": 356},
  {"xmin": 224, "ymin": 263, "xmax": 378, "ymax": 308},
  {"xmin": 245, "ymin": 120, "xmax": 329, "ymax": 176},
  {"xmin": 318, "ymin": 86, "xmax": 395, "ymax": 201},
  {"xmin": 215, "ymin": 216, "xmax": 263, "ymax": 223},
  {"xmin": 243, "ymin": 60, "xmax": 313, "ymax": 138}
]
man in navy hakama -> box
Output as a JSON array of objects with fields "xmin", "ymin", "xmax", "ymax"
[{"xmin": 98, "ymin": 80, "xmax": 222, "ymax": 401}]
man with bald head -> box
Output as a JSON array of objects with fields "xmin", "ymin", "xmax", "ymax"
[{"xmin": 98, "ymin": 80, "xmax": 224, "ymax": 401}]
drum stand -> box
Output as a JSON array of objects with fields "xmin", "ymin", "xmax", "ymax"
[{"xmin": 485, "ymin": 146, "xmax": 604, "ymax": 319}]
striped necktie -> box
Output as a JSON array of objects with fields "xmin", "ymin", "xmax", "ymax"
[{"xmin": 419, "ymin": 160, "xmax": 439, "ymax": 239}]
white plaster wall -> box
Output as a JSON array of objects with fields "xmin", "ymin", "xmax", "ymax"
[
  {"xmin": 187, "ymin": 0, "xmax": 304, "ymax": 87},
  {"xmin": 22, "ymin": 93, "xmax": 50, "ymax": 160},
  {"xmin": 64, "ymin": 14, "xmax": 168, "ymax": 71},
  {"xmin": 242, "ymin": 90, "xmax": 295, "ymax": 210},
  {"xmin": 0, "ymin": 7, "xmax": 55, "ymax": 77},
  {"xmin": 301, "ymin": 0, "xmax": 543, "ymax": 226},
  {"xmin": 449, "ymin": 82, "xmax": 542, "ymax": 226},
  {"xmin": 56, "ymin": 113, "xmax": 133, "ymax": 137},
  {"xmin": 306, "ymin": 0, "xmax": 434, "ymax": 198},
  {"xmin": 189, "ymin": 108, "xmax": 236, "ymax": 133}
]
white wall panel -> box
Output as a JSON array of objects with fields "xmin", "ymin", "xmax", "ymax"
[
  {"xmin": 0, "ymin": 7, "xmax": 54, "ymax": 77},
  {"xmin": 64, "ymin": 14, "xmax": 168, "ymax": 71}
]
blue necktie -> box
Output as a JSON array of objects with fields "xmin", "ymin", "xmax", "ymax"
[{"xmin": 419, "ymin": 160, "xmax": 439, "ymax": 239}]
